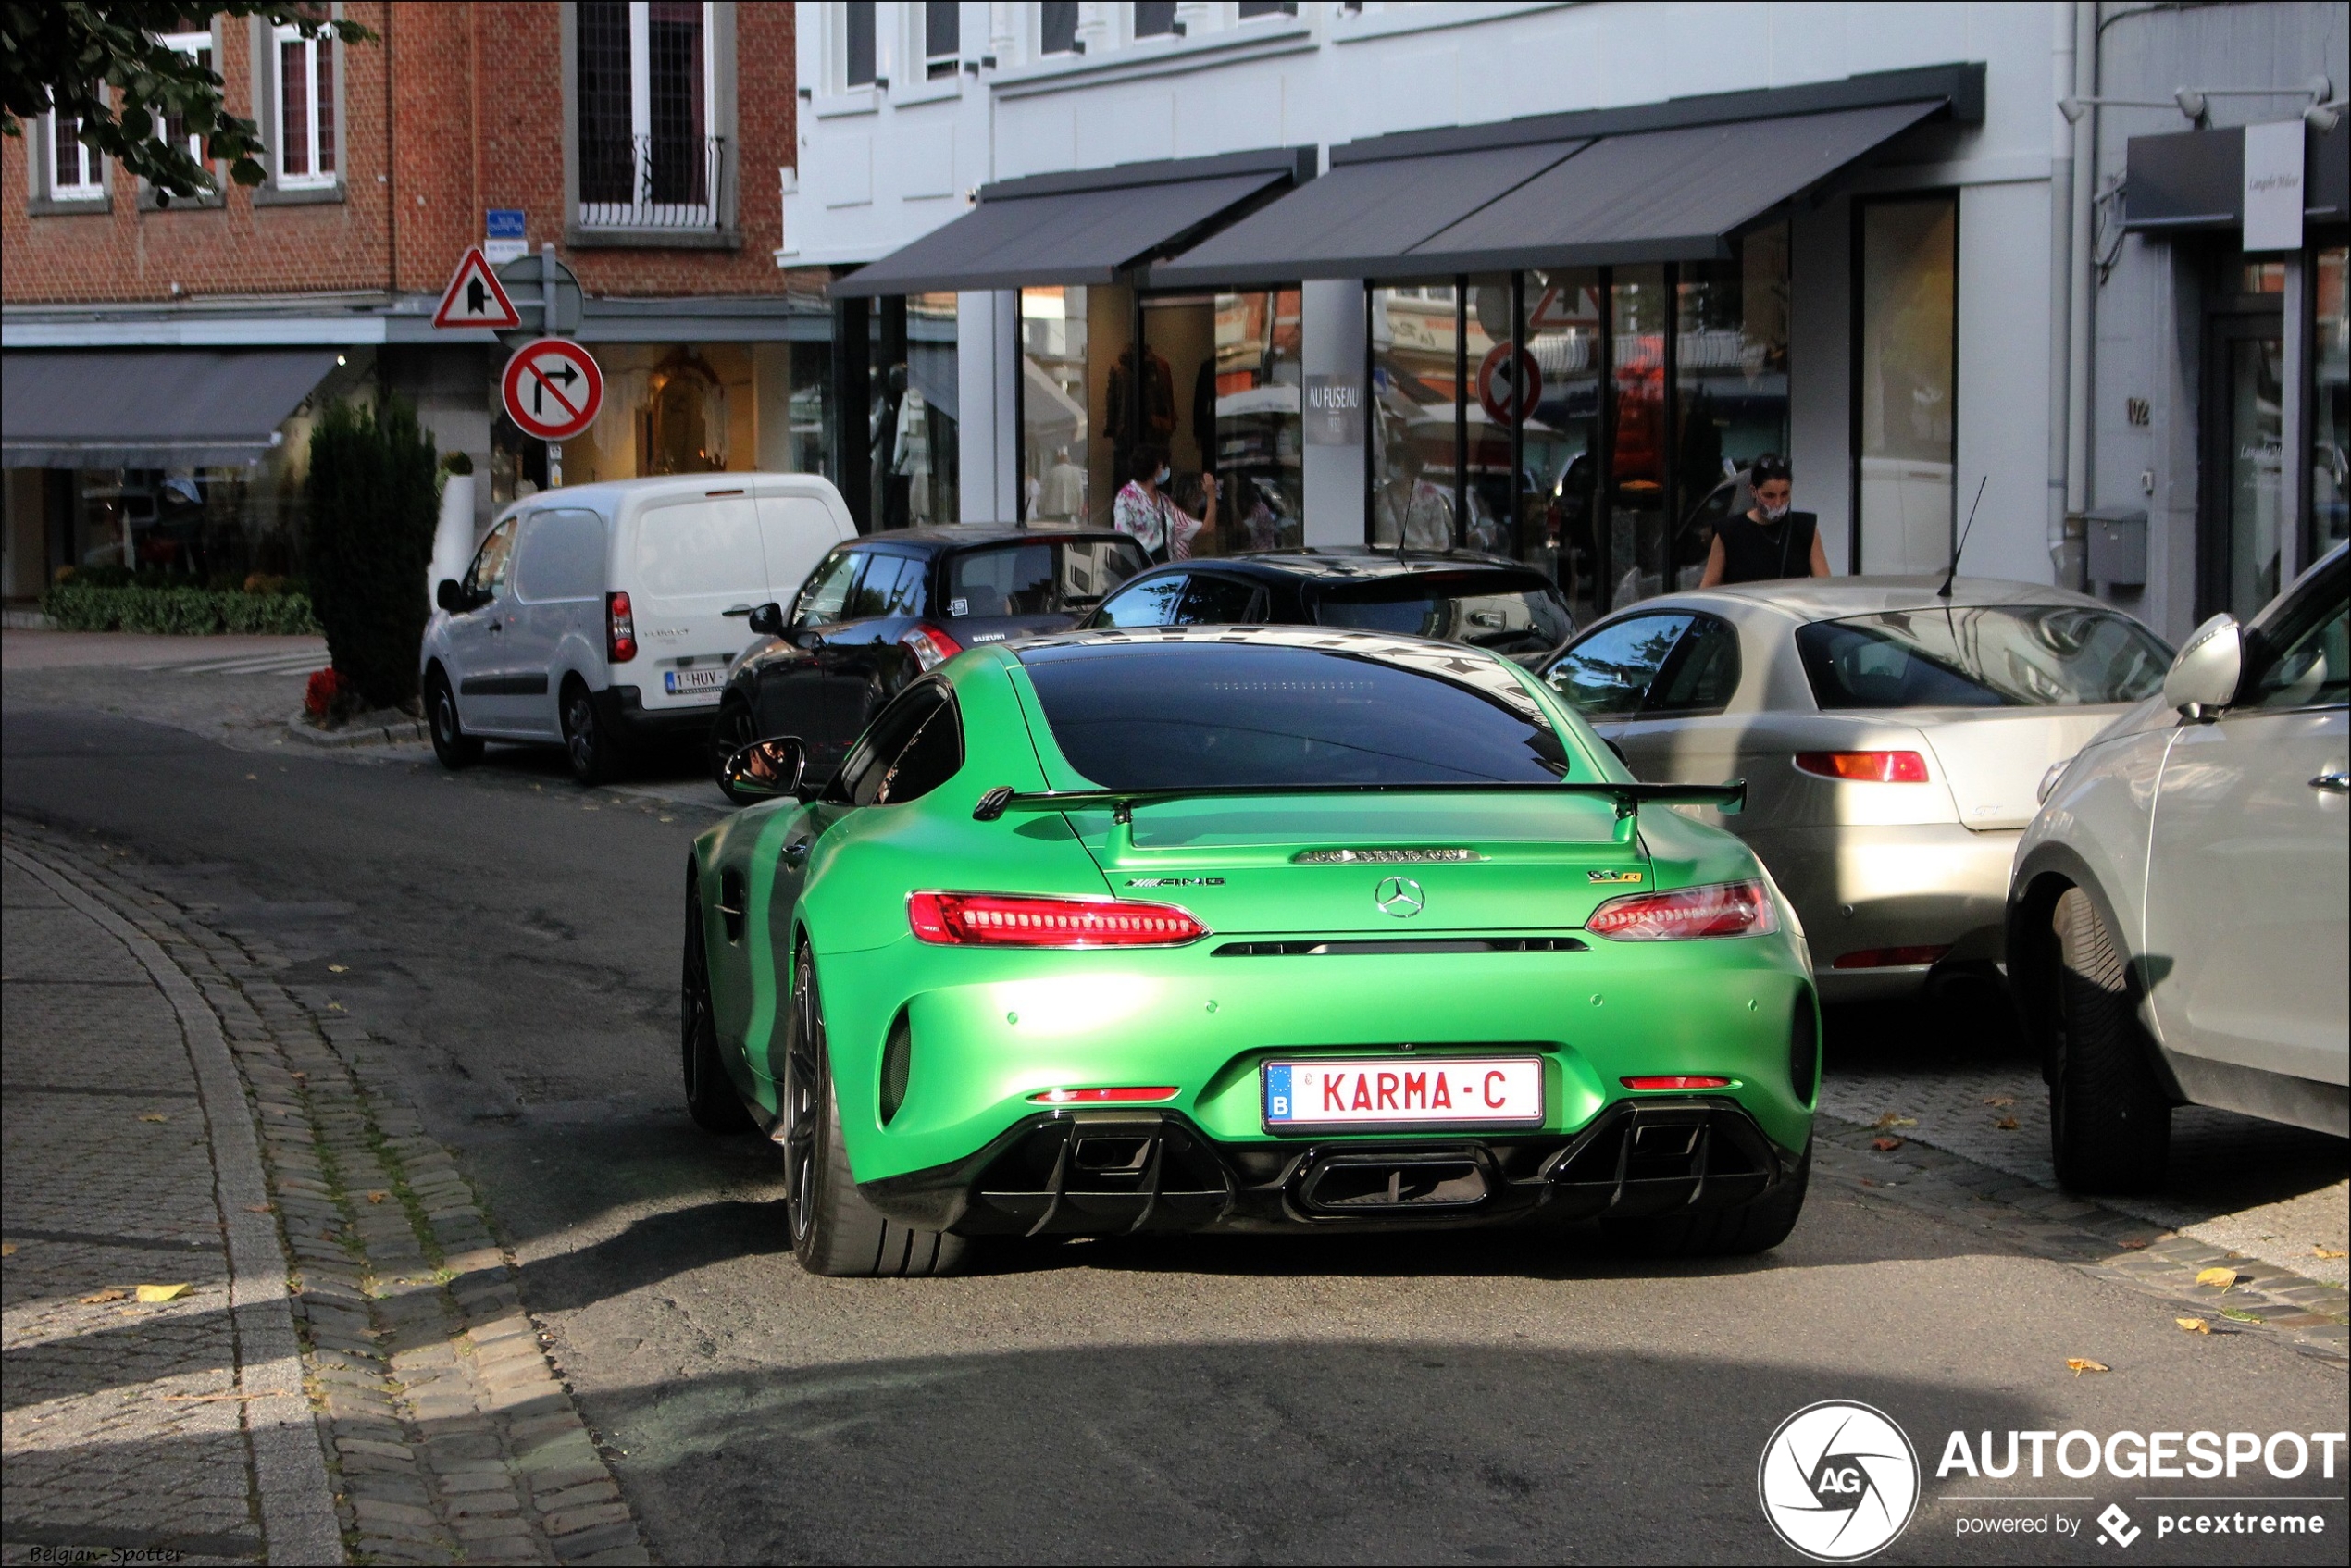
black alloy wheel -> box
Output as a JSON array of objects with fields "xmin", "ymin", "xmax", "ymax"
[
  {"xmin": 711, "ymin": 698, "xmax": 759, "ymax": 802},
  {"xmin": 561, "ymin": 678, "xmax": 619, "ymax": 786},
  {"xmin": 780, "ymin": 944, "xmax": 826, "ymax": 1249},
  {"xmin": 680, "ymin": 874, "xmax": 754, "ymax": 1133},
  {"xmin": 427, "ymin": 668, "xmax": 482, "ymax": 769}
]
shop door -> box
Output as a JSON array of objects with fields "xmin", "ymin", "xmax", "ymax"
[{"xmin": 2201, "ymin": 315, "xmax": 2285, "ymax": 623}]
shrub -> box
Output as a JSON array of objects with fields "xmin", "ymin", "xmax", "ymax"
[
  {"xmin": 305, "ymin": 396, "xmax": 439, "ymax": 709},
  {"xmin": 36, "ymin": 582, "xmax": 322, "ymax": 635}
]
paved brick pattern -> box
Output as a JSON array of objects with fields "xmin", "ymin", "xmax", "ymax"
[
  {"xmin": 1813, "ymin": 1118, "xmax": 2349, "ymax": 1362},
  {"xmin": 1, "ymin": 857, "xmax": 267, "ymax": 1564},
  {"xmin": 5, "ymin": 828, "xmax": 649, "ymax": 1566}
]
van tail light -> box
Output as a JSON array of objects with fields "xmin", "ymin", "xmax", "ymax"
[
  {"xmin": 900, "ymin": 623, "xmax": 964, "ymax": 671},
  {"xmin": 908, "ymin": 891, "xmax": 1206, "ymax": 948},
  {"xmin": 1586, "ymin": 879, "xmax": 1776, "ymax": 940},
  {"xmin": 1796, "ymin": 750, "xmax": 1928, "ymax": 783},
  {"xmin": 606, "ymin": 591, "xmax": 638, "ymax": 664}
]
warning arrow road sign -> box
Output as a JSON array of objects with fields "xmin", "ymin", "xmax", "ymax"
[
  {"xmin": 501, "ymin": 339, "xmax": 603, "ymax": 442},
  {"xmin": 434, "ymin": 246, "xmax": 522, "ymax": 330}
]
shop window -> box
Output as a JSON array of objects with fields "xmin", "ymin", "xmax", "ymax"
[
  {"xmin": 1022, "ymin": 286, "xmax": 1104, "ymax": 526},
  {"xmin": 877, "ymin": 292, "xmax": 959, "ymax": 525},
  {"xmin": 47, "ymin": 93, "xmax": 106, "ymax": 202},
  {"xmin": 2314, "ymin": 245, "xmax": 2348, "ymax": 562},
  {"xmin": 924, "ymin": 3, "xmax": 959, "ymax": 78},
  {"xmin": 1608, "ymin": 264, "xmax": 1669, "ymax": 604},
  {"xmin": 1040, "ymin": 3, "xmax": 1080, "ymax": 56},
  {"xmin": 272, "ymin": 24, "xmax": 337, "ymax": 187},
  {"xmin": 1526, "ymin": 268, "xmax": 1602, "ymax": 623},
  {"xmin": 843, "ymin": 2, "xmax": 877, "ymax": 86},
  {"xmin": 1855, "ymin": 195, "xmax": 1957, "ymax": 575},
  {"xmin": 1370, "ymin": 283, "xmax": 1462, "ymax": 550},
  {"xmin": 1676, "ymin": 226, "xmax": 1790, "ymax": 591},
  {"xmin": 577, "ymin": 2, "xmax": 719, "ymax": 230}
]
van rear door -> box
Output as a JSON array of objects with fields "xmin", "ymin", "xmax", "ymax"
[
  {"xmin": 625, "ymin": 491, "xmax": 768, "ymax": 712},
  {"xmin": 753, "ymin": 483, "xmax": 852, "ymax": 610}
]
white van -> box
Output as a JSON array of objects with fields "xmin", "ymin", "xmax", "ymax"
[{"xmin": 420, "ymin": 474, "xmax": 854, "ymax": 783}]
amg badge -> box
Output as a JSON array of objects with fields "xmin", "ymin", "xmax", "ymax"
[
  {"xmin": 1587, "ymin": 869, "xmax": 1644, "ymax": 884},
  {"xmin": 1125, "ymin": 877, "xmax": 1225, "ymax": 888}
]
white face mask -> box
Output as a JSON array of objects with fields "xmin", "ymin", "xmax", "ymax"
[
  {"xmin": 1759, "ymin": 498, "xmax": 1792, "ymax": 522},
  {"xmin": 1155, "ymin": 467, "xmax": 1171, "ymax": 486}
]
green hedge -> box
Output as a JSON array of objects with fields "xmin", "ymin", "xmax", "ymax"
[{"xmin": 39, "ymin": 583, "xmax": 322, "ymax": 636}]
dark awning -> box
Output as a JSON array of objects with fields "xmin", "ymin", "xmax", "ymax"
[
  {"xmin": 2124, "ymin": 120, "xmax": 2350, "ymax": 231},
  {"xmin": 0, "ymin": 349, "xmax": 337, "ymax": 468},
  {"xmin": 1156, "ymin": 64, "xmax": 1980, "ymax": 286},
  {"xmin": 830, "ymin": 147, "xmax": 1315, "ymax": 297}
]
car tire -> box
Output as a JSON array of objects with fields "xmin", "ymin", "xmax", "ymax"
[
  {"xmin": 710, "ymin": 697, "xmax": 760, "ymax": 803},
  {"xmin": 680, "ymin": 872, "xmax": 754, "ymax": 1134},
  {"xmin": 427, "ymin": 666, "xmax": 482, "ymax": 770},
  {"xmin": 2048, "ymin": 887, "xmax": 2170, "ymax": 1193},
  {"xmin": 561, "ymin": 677, "xmax": 624, "ymax": 787},
  {"xmin": 781, "ymin": 940, "xmax": 968, "ymax": 1278},
  {"xmin": 1601, "ymin": 1143, "xmax": 1810, "ymax": 1258}
]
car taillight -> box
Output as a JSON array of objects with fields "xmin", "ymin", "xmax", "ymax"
[
  {"xmin": 606, "ymin": 591, "xmax": 637, "ymax": 663},
  {"xmin": 1795, "ymin": 750, "xmax": 1929, "ymax": 783},
  {"xmin": 1586, "ymin": 879, "xmax": 1776, "ymax": 940},
  {"xmin": 1027, "ymin": 1087, "xmax": 1180, "ymax": 1104},
  {"xmin": 907, "ymin": 891, "xmax": 1207, "ymax": 948},
  {"xmin": 900, "ymin": 623, "xmax": 964, "ymax": 671},
  {"xmin": 1621, "ymin": 1075, "xmax": 1733, "ymax": 1090}
]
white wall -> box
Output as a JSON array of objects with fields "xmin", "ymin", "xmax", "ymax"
[{"xmin": 1954, "ymin": 176, "xmax": 2058, "ymax": 585}]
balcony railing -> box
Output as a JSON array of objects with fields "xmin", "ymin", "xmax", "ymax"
[{"xmin": 578, "ymin": 134, "xmax": 730, "ymax": 231}]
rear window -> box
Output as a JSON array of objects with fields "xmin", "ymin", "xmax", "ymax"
[
  {"xmin": 632, "ymin": 498, "xmax": 764, "ymax": 598},
  {"xmin": 945, "ymin": 539, "xmax": 1147, "ymax": 618},
  {"xmin": 1796, "ymin": 605, "xmax": 2171, "ymax": 709},
  {"xmin": 1315, "ymin": 572, "xmax": 1574, "ymax": 655},
  {"xmin": 1021, "ymin": 642, "xmax": 1570, "ymax": 789}
]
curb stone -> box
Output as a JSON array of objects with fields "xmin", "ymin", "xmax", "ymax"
[
  {"xmin": 283, "ymin": 713, "xmax": 430, "ymax": 750},
  {"xmin": 3, "ymin": 824, "xmax": 653, "ymax": 1567},
  {"xmin": 1814, "ymin": 1114, "xmax": 2350, "ymax": 1363}
]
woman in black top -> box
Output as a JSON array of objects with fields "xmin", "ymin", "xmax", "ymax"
[{"xmin": 1699, "ymin": 455, "xmax": 1830, "ymax": 587}]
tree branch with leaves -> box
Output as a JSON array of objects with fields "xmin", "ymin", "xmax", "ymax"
[{"xmin": 1, "ymin": 3, "xmax": 373, "ymax": 203}]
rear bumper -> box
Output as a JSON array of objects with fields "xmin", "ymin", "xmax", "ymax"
[
  {"xmin": 860, "ymin": 1096, "xmax": 1802, "ymax": 1238},
  {"xmin": 1744, "ymin": 823, "xmax": 2017, "ymax": 998},
  {"xmin": 593, "ymin": 684, "xmax": 718, "ymax": 744}
]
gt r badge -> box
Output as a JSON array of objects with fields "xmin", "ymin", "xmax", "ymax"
[
  {"xmin": 1587, "ymin": 869, "xmax": 1644, "ymax": 884},
  {"xmin": 1374, "ymin": 876, "xmax": 1426, "ymax": 918},
  {"xmin": 1125, "ymin": 877, "xmax": 1225, "ymax": 888}
]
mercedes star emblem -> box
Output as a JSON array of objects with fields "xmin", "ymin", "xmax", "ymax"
[{"xmin": 1374, "ymin": 876, "xmax": 1426, "ymax": 918}]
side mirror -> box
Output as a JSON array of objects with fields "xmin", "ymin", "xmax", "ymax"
[
  {"xmin": 721, "ymin": 736, "xmax": 808, "ymax": 802},
  {"xmin": 2162, "ymin": 612, "xmax": 2243, "ymax": 718},
  {"xmin": 436, "ymin": 579, "xmax": 466, "ymax": 613},
  {"xmin": 747, "ymin": 602, "xmax": 785, "ymax": 637}
]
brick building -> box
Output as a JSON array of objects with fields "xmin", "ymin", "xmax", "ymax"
[{"xmin": 1, "ymin": 2, "xmax": 820, "ymax": 600}]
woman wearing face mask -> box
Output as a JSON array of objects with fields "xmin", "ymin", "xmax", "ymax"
[
  {"xmin": 1113, "ymin": 443, "xmax": 1217, "ymax": 564},
  {"xmin": 1698, "ymin": 455, "xmax": 1828, "ymax": 587}
]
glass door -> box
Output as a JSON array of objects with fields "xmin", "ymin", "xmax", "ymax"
[{"xmin": 2203, "ymin": 315, "xmax": 2285, "ymax": 621}]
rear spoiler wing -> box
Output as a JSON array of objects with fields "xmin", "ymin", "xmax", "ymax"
[{"xmin": 971, "ymin": 779, "xmax": 1745, "ymax": 837}]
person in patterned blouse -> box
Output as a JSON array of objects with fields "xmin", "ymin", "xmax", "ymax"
[{"xmin": 1113, "ymin": 442, "xmax": 1217, "ymax": 563}]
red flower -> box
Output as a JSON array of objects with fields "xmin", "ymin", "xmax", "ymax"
[{"xmin": 304, "ymin": 667, "xmax": 343, "ymax": 719}]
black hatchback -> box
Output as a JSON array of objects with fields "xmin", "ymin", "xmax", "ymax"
[
  {"xmin": 1081, "ymin": 549, "xmax": 1575, "ymax": 660},
  {"xmin": 713, "ymin": 527, "xmax": 1147, "ymax": 794}
]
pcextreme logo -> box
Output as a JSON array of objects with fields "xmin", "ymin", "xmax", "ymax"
[{"xmin": 1758, "ymin": 1400, "xmax": 1922, "ymax": 1562}]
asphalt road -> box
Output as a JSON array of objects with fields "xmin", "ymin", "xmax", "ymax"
[{"xmin": 5, "ymin": 683, "xmax": 2345, "ymax": 1565}]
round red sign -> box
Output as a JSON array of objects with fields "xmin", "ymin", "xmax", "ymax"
[
  {"xmin": 501, "ymin": 339, "xmax": 604, "ymax": 442},
  {"xmin": 1475, "ymin": 342, "xmax": 1543, "ymax": 426}
]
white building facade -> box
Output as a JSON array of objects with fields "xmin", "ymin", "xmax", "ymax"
[{"xmin": 783, "ymin": 2, "xmax": 2347, "ymax": 639}]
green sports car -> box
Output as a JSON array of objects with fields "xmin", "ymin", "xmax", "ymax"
[{"xmin": 681, "ymin": 625, "xmax": 1820, "ymax": 1276}]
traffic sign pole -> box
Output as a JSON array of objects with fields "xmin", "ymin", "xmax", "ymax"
[{"xmin": 541, "ymin": 245, "xmax": 564, "ymax": 488}]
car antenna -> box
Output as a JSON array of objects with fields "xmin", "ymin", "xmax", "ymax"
[{"xmin": 1938, "ymin": 476, "xmax": 1987, "ymax": 600}]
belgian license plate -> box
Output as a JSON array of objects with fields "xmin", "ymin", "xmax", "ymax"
[
  {"xmin": 1263, "ymin": 1057, "xmax": 1544, "ymax": 1129},
  {"xmin": 665, "ymin": 666, "xmax": 726, "ymax": 694}
]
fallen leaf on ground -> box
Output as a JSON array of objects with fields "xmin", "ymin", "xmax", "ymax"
[
  {"xmin": 1871, "ymin": 1136, "xmax": 1905, "ymax": 1151},
  {"xmin": 2314, "ymin": 1245, "xmax": 2347, "ymax": 1260},
  {"xmin": 327, "ymin": 964, "xmax": 348, "ymax": 974},
  {"xmin": 2195, "ymin": 1266, "xmax": 2239, "ymax": 1290},
  {"xmin": 2117, "ymin": 1238, "xmax": 2150, "ymax": 1251},
  {"xmin": 0, "ymin": 1242, "xmax": 15, "ymax": 1256},
  {"xmin": 1872, "ymin": 1113, "xmax": 1917, "ymax": 1129},
  {"xmin": 81, "ymin": 1288, "xmax": 129, "ymax": 1304},
  {"xmin": 243, "ymin": 1204, "xmax": 274, "ymax": 1213},
  {"xmin": 244, "ymin": 774, "xmax": 257, "ymax": 781},
  {"xmin": 1996, "ymin": 1116, "xmax": 2021, "ymax": 1130},
  {"xmin": 136, "ymin": 1283, "xmax": 191, "ymax": 1303},
  {"xmin": 289, "ymin": 1071, "xmax": 306, "ymax": 1081},
  {"xmin": 326, "ymin": 1002, "xmax": 343, "ymax": 1012},
  {"xmin": 1981, "ymin": 1095, "xmax": 2016, "ymax": 1107},
  {"xmin": 2219, "ymin": 1307, "xmax": 2260, "ymax": 1324},
  {"xmin": 138, "ymin": 1113, "xmax": 168, "ymax": 1124},
  {"xmin": 2067, "ymin": 1357, "xmax": 2110, "ymax": 1376},
  {"xmin": 2176, "ymin": 1317, "xmax": 2210, "ymax": 1334},
  {"xmin": 366, "ymin": 1191, "xmax": 389, "ymax": 1205},
  {"xmin": 658, "ymin": 815, "xmax": 675, "ymax": 823}
]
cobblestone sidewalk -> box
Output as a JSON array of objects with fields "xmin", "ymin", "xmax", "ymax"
[{"xmin": 4, "ymin": 827, "xmax": 650, "ymax": 1566}]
